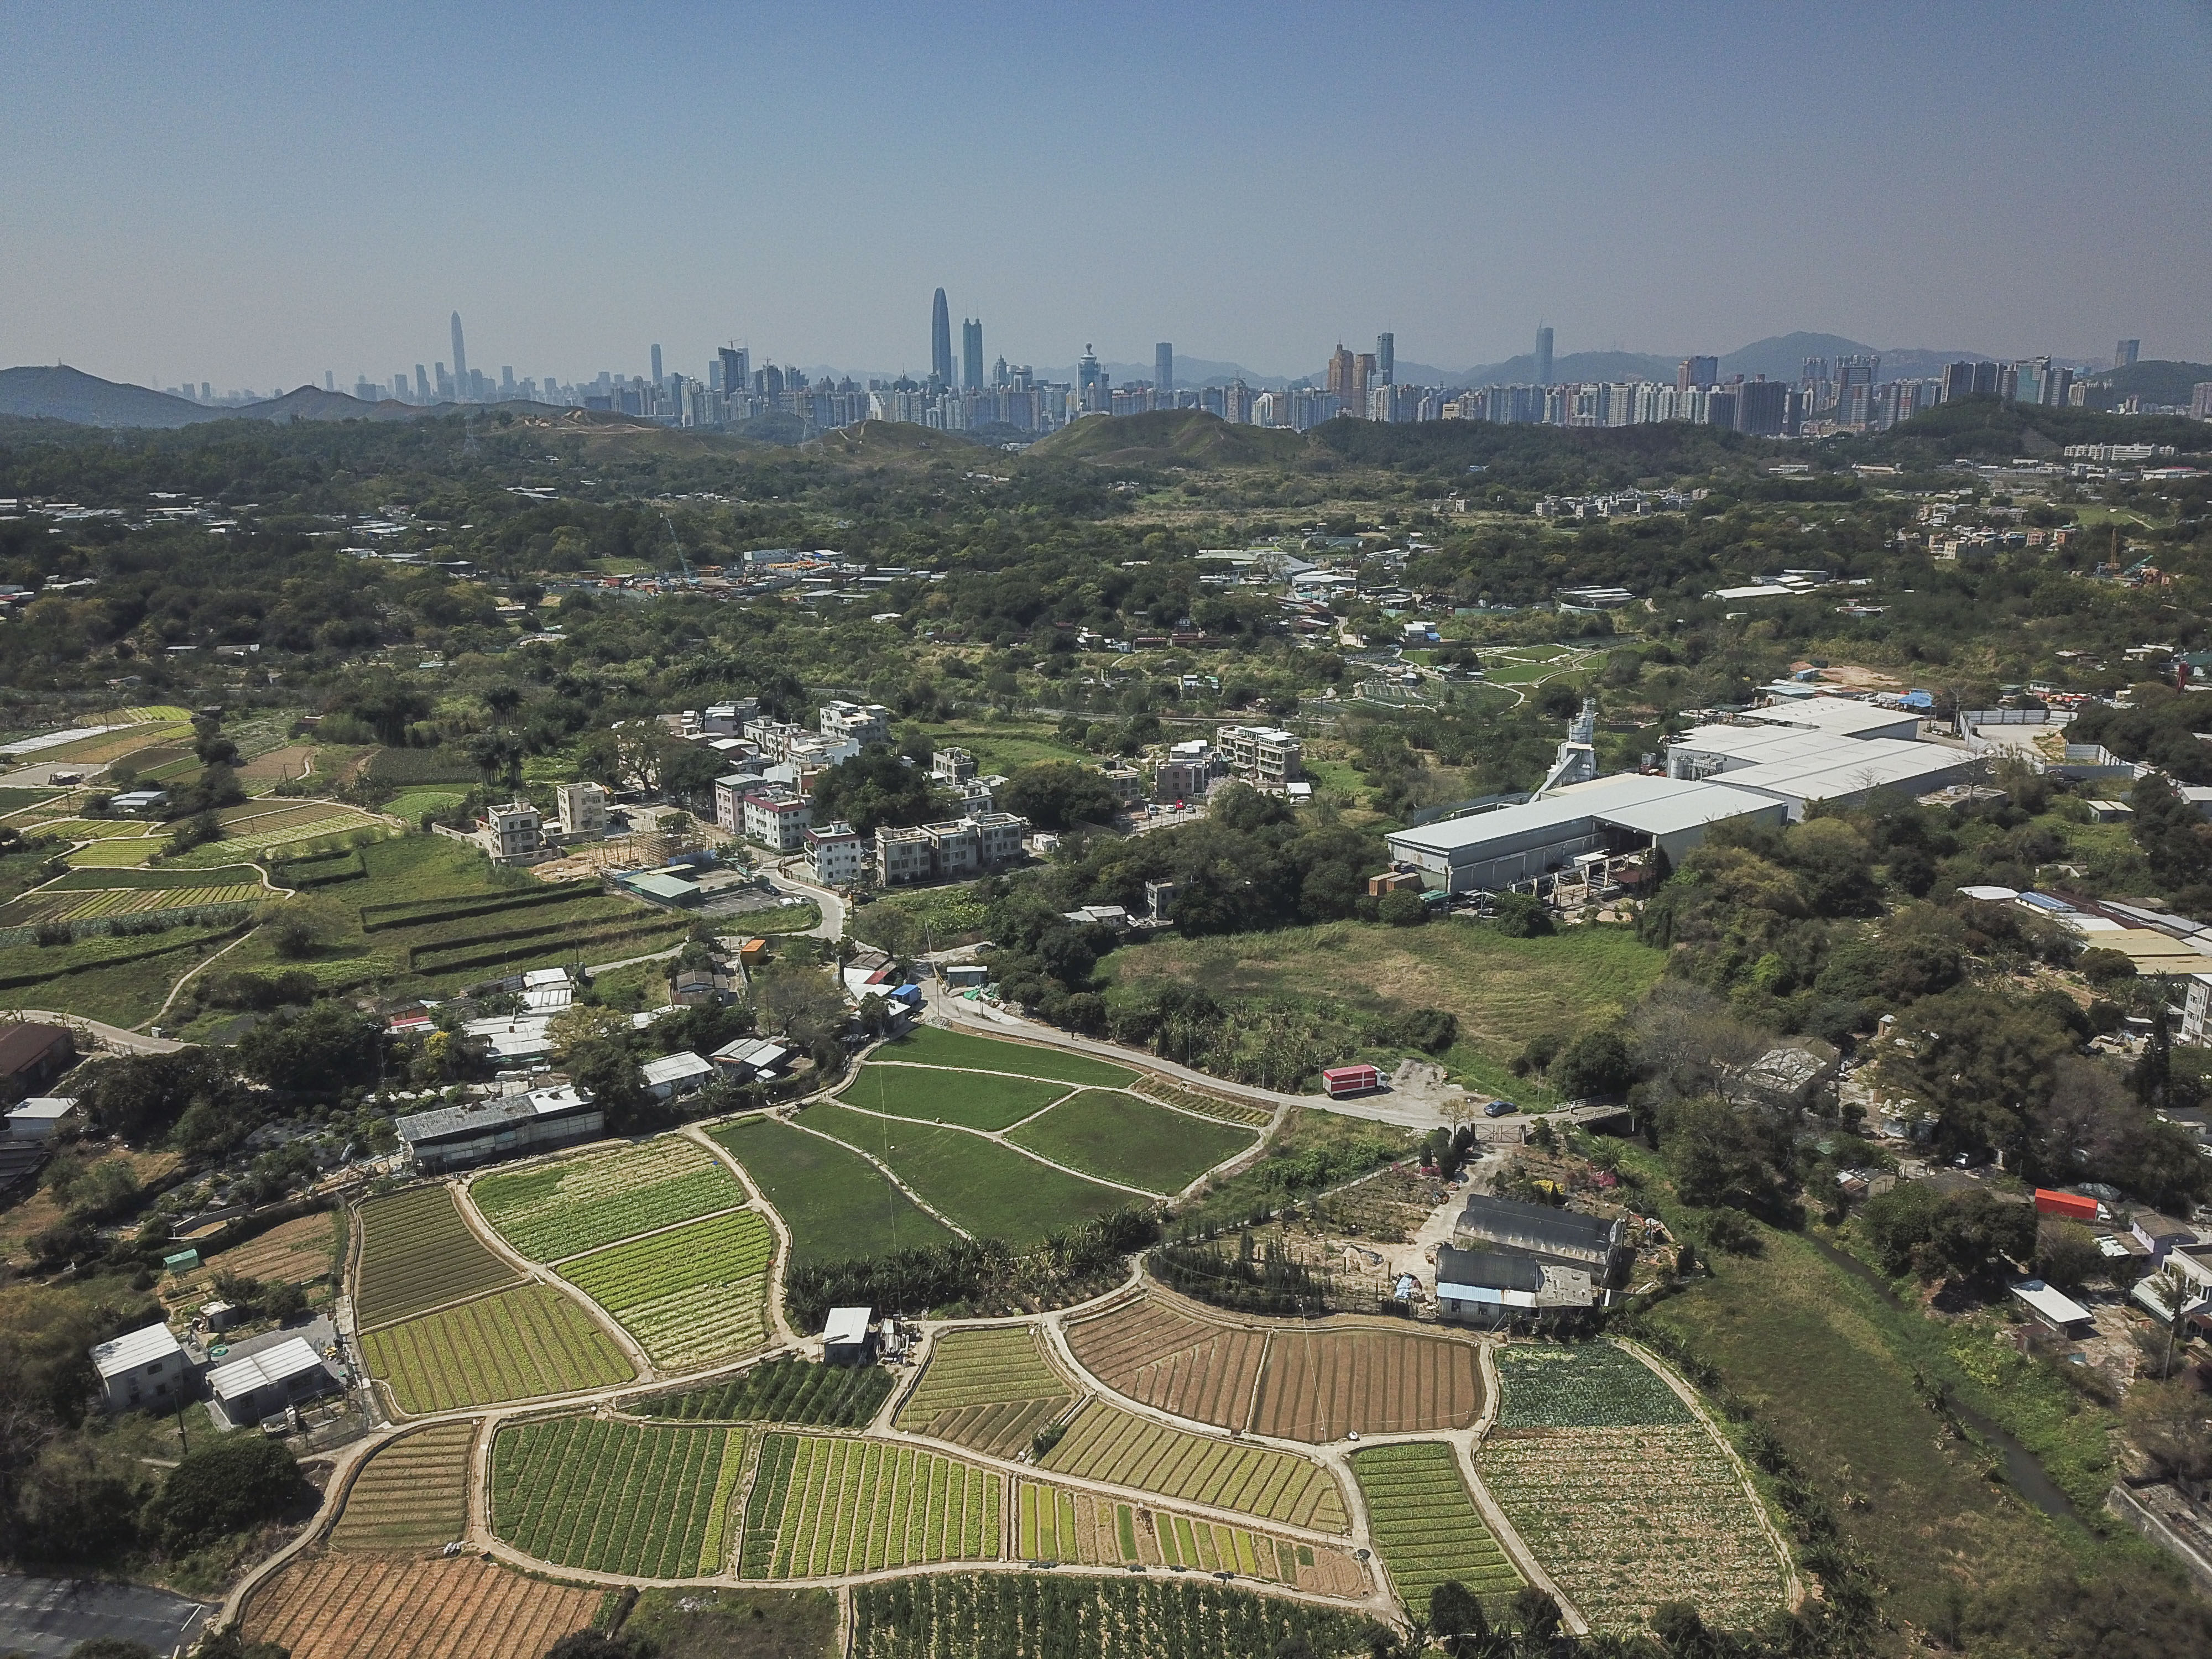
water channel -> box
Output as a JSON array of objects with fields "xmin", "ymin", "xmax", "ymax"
[{"xmin": 1803, "ymin": 1231, "xmax": 2084, "ymax": 1526}]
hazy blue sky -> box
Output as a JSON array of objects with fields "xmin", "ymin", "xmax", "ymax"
[{"xmin": 6, "ymin": 2, "xmax": 2210, "ymax": 390}]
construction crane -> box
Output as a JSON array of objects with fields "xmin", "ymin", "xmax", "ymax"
[{"xmin": 660, "ymin": 509, "xmax": 693, "ymax": 581}]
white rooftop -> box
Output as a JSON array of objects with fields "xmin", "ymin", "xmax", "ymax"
[
  {"xmin": 823, "ymin": 1306, "xmax": 873, "ymax": 1347},
  {"xmin": 1738, "ymin": 696, "xmax": 1921, "ymax": 739},
  {"xmin": 208, "ymin": 1334, "xmax": 324, "ymax": 1401},
  {"xmin": 6, "ymin": 1095, "xmax": 76, "ymax": 1121},
  {"xmin": 1389, "ymin": 773, "xmax": 1776, "ymax": 858},
  {"xmin": 1710, "ymin": 739, "xmax": 1966, "ymax": 805},
  {"xmin": 640, "ymin": 1051, "xmax": 714, "ymax": 1086},
  {"xmin": 522, "ymin": 967, "xmax": 572, "ymax": 989},
  {"xmin": 2010, "ymin": 1279, "xmax": 2094, "ymax": 1329},
  {"xmin": 92, "ymin": 1323, "xmax": 182, "ymax": 1378}
]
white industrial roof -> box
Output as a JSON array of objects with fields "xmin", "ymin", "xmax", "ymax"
[
  {"xmin": 823, "ymin": 1306, "xmax": 872, "ymax": 1346},
  {"xmin": 1667, "ymin": 724, "xmax": 1839, "ymax": 768},
  {"xmin": 92, "ymin": 1322, "xmax": 182, "ymax": 1378},
  {"xmin": 640, "ymin": 1051, "xmax": 713, "ymax": 1086},
  {"xmin": 1390, "ymin": 774, "xmax": 1771, "ymax": 858},
  {"xmin": 208, "ymin": 1335, "xmax": 324, "ymax": 1401},
  {"xmin": 1739, "ymin": 696, "xmax": 1921, "ymax": 739},
  {"xmin": 1704, "ymin": 739, "xmax": 1966, "ymax": 805}
]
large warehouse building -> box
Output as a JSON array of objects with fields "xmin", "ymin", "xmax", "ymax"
[{"xmin": 1386, "ymin": 695, "xmax": 1971, "ymax": 896}]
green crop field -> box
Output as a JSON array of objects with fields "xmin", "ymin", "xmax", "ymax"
[
  {"xmin": 739, "ymin": 1433, "xmax": 1002, "ymax": 1579},
  {"xmin": 353, "ymin": 1185, "xmax": 520, "ymax": 1329},
  {"xmin": 331, "ymin": 1422, "xmax": 476, "ymax": 1551},
  {"xmin": 363, "ymin": 1282, "xmax": 635, "ymax": 1413},
  {"xmin": 874, "ymin": 1025, "xmax": 1135, "ymax": 1088},
  {"xmin": 561, "ymin": 1208, "xmax": 775, "ymax": 1371},
  {"xmin": 46, "ymin": 863, "xmax": 262, "ymax": 890},
  {"xmin": 1005, "ymin": 1480, "xmax": 1366, "ymax": 1594},
  {"xmin": 796, "ymin": 1101, "xmax": 1134, "ymax": 1246},
  {"xmin": 1036, "ymin": 1401, "xmax": 1348, "ymax": 1532},
  {"xmin": 1005, "ymin": 1090, "xmax": 1256, "ymax": 1193},
  {"xmin": 1349, "ymin": 1442, "xmax": 1521, "ymax": 1615},
  {"xmin": 1492, "ymin": 1342, "xmax": 1694, "ymax": 1429},
  {"xmin": 836, "ymin": 1063, "xmax": 1070, "ymax": 1131},
  {"xmin": 711, "ymin": 1116, "xmax": 957, "ymax": 1266},
  {"xmin": 852, "ymin": 1573, "xmax": 1390, "ymax": 1659},
  {"xmin": 471, "ymin": 1136, "xmax": 747, "ymax": 1261},
  {"xmin": 492, "ymin": 1417, "xmax": 747, "ymax": 1578},
  {"xmin": 642, "ymin": 1356, "xmax": 893, "ymax": 1427},
  {"xmin": 894, "ymin": 1326, "xmax": 1070, "ymax": 1458}
]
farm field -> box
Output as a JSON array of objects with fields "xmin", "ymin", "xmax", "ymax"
[
  {"xmin": 352, "ymin": 1185, "xmax": 520, "ymax": 1329},
  {"xmin": 797, "ymin": 1100, "xmax": 1131, "ymax": 1246},
  {"xmin": 363, "ymin": 1282, "xmax": 634, "ymax": 1413},
  {"xmin": 60, "ymin": 838, "xmax": 161, "ymax": 868},
  {"xmin": 492, "ymin": 1417, "xmax": 748, "ymax": 1577},
  {"xmin": 242, "ymin": 1551, "xmax": 601, "ymax": 1659},
  {"xmin": 710, "ymin": 1115, "xmax": 957, "ymax": 1266},
  {"xmin": 1480, "ymin": 1341, "xmax": 1787, "ymax": 1634},
  {"xmin": 173, "ymin": 1210, "xmax": 340, "ymax": 1300},
  {"xmin": 0, "ymin": 922, "xmax": 239, "ymax": 1026},
  {"xmin": 1131, "ymin": 1076, "xmax": 1275, "ymax": 1128},
  {"xmin": 739, "ymin": 1432, "xmax": 1002, "ymax": 1579},
  {"xmin": 1349, "ymin": 1441, "xmax": 1521, "ymax": 1616},
  {"xmin": 642, "ymin": 1357, "xmax": 893, "ymax": 1427},
  {"xmin": 1035, "ymin": 1400, "xmax": 1348, "ymax": 1532},
  {"xmin": 1492, "ymin": 1342, "xmax": 1693, "ymax": 1429},
  {"xmin": 45, "ymin": 862, "xmax": 263, "ymax": 890},
  {"xmin": 331, "ymin": 1423, "xmax": 476, "ymax": 1551},
  {"xmin": 1011, "ymin": 1481, "xmax": 1368, "ymax": 1596},
  {"xmin": 894, "ymin": 1326, "xmax": 1071, "ymax": 1458},
  {"xmin": 875, "ymin": 1024, "xmax": 1136, "ymax": 1087},
  {"xmin": 836, "ymin": 1061, "xmax": 1070, "ymax": 1132},
  {"xmin": 1065, "ymin": 1293, "xmax": 1485, "ymax": 1441},
  {"xmin": 471, "ymin": 1135, "xmax": 748, "ymax": 1261},
  {"xmin": 623, "ymin": 1587, "xmax": 839, "ymax": 1659},
  {"xmin": 1005, "ymin": 1090, "xmax": 1255, "ymax": 1194},
  {"xmin": 852, "ymin": 1573, "xmax": 1391, "ymax": 1659},
  {"xmin": 0, "ymin": 880, "xmax": 262, "ymax": 924},
  {"xmin": 560, "ymin": 1208, "xmax": 775, "ymax": 1371}
]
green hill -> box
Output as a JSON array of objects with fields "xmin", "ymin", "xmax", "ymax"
[
  {"xmin": 808, "ymin": 419, "xmax": 985, "ymax": 462},
  {"xmin": 1863, "ymin": 394, "xmax": 2210, "ymax": 465},
  {"xmin": 1024, "ymin": 409, "xmax": 1308, "ymax": 468},
  {"xmin": 2075, "ymin": 359, "xmax": 2212, "ymax": 409}
]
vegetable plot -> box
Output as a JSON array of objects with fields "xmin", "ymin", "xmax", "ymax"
[
  {"xmin": 332, "ymin": 1423, "xmax": 475, "ymax": 1551},
  {"xmin": 1349, "ymin": 1442, "xmax": 1521, "ymax": 1616},
  {"xmin": 643, "ymin": 1356, "xmax": 892, "ymax": 1427},
  {"xmin": 363, "ymin": 1282, "xmax": 633, "ymax": 1413},
  {"xmin": 353, "ymin": 1185, "xmax": 518, "ymax": 1329},
  {"xmin": 739, "ymin": 1432, "xmax": 1001, "ymax": 1579},
  {"xmin": 471, "ymin": 1136, "xmax": 747, "ymax": 1261},
  {"xmin": 1036, "ymin": 1401, "xmax": 1348, "ymax": 1532},
  {"xmin": 1010, "ymin": 1481, "xmax": 1368, "ymax": 1597},
  {"xmin": 561, "ymin": 1208, "xmax": 775, "ymax": 1371},
  {"xmin": 492, "ymin": 1417, "xmax": 747, "ymax": 1578},
  {"xmin": 894, "ymin": 1326, "xmax": 1071, "ymax": 1458},
  {"xmin": 1491, "ymin": 1342, "xmax": 1694, "ymax": 1429}
]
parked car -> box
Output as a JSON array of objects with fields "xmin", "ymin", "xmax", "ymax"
[{"xmin": 1484, "ymin": 1099, "xmax": 1518, "ymax": 1118}]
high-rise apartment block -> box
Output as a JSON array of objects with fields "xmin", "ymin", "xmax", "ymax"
[
  {"xmin": 1376, "ymin": 333, "xmax": 1394, "ymax": 385},
  {"xmin": 2116, "ymin": 339, "xmax": 2141, "ymax": 369},
  {"xmin": 1678, "ymin": 356, "xmax": 1718, "ymax": 391},
  {"xmin": 1534, "ymin": 326, "xmax": 1554, "ymax": 386},
  {"xmin": 1155, "ymin": 342, "xmax": 1173, "ymax": 393}
]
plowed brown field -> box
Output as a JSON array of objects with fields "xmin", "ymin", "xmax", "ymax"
[
  {"xmin": 242, "ymin": 1551, "xmax": 599, "ymax": 1659},
  {"xmin": 1066, "ymin": 1292, "xmax": 1485, "ymax": 1441}
]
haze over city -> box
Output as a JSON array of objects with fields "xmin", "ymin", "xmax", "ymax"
[{"xmin": 6, "ymin": 1, "xmax": 2212, "ymax": 392}]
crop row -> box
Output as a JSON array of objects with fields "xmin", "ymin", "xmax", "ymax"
[
  {"xmin": 242, "ymin": 1553, "xmax": 603, "ymax": 1659},
  {"xmin": 895, "ymin": 1327, "xmax": 1069, "ymax": 1458},
  {"xmin": 852, "ymin": 1573, "xmax": 1390, "ymax": 1659},
  {"xmin": 10, "ymin": 882, "xmax": 261, "ymax": 924},
  {"xmin": 331, "ymin": 1422, "xmax": 476, "ymax": 1552},
  {"xmin": 1493, "ymin": 1342, "xmax": 1693, "ymax": 1430},
  {"xmin": 1480, "ymin": 1423, "xmax": 1788, "ymax": 1634},
  {"xmin": 563, "ymin": 1210, "xmax": 776, "ymax": 1371},
  {"xmin": 492, "ymin": 1416, "xmax": 745, "ymax": 1578},
  {"xmin": 1133, "ymin": 1076, "xmax": 1276, "ymax": 1128},
  {"xmin": 471, "ymin": 1138, "xmax": 747, "ymax": 1261},
  {"xmin": 352, "ymin": 1186, "xmax": 519, "ymax": 1329},
  {"xmin": 1009, "ymin": 1481, "xmax": 1365, "ymax": 1596},
  {"xmin": 739, "ymin": 1433, "xmax": 1000, "ymax": 1579},
  {"xmin": 362, "ymin": 1282, "xmax": 634, "ymax": 1414},
  {"xmin": 642, "ymin": 1356, "xmax": 893, "ymax": 1426},
  {"xmin": 1348, "ymin": 1442, "xmax": 1521, "ymax": 1615},
  {"xmin": 1036, "ymin": 1401, "xmax": 1348, "ymax": 1533}
]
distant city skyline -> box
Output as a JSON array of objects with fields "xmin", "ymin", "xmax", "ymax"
[{"xmin": 4, "ymin": 3, "xmax": 2209, "ymax": 387}]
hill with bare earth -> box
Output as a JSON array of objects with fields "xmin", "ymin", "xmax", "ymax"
[
  {"xmin": 807, "ymin": 419, "xmax": 989, "ymax": 463},
  {"xmin": 0, "ymin": 364, "xmax": 577, "ymax": 430},
  {"xmin": 1022, "ymin": 409, "xmax": 1310, "ymax": 468}
]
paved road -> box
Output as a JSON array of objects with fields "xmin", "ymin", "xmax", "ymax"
[
  {"xmin": 0, "ymin": 1575, "xmax": 208, "ymax": 1659},
  {"xmin": 767, "ymin": 863, "xmax": 846, "ymax": 940},
  {"xmin": 11, "ymin": 1010, "xmax": 182, "ymax": 1055}
]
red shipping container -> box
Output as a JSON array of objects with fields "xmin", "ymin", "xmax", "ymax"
[
  {"xmin": 1322, "ymin": 1064, "xmax": 1382, "ymax": 1098},
  {"xmin": 2034, "ymin": 1188, "xmax": 2098, "ymax": 1221}
]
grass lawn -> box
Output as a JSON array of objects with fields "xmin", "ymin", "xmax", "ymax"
[
  {"xmin": 837, "ymin": 1063, "xmax": 1070, "ymax": 1131},
  {"xmin": 1640, "ymin": 1215, "xmax": 2093, "ymax": 1644},
  {"xmin": 796, "ymin": 1100, "xmax": 1135, "ymax": 1245},
  {"xmin": 920, "ymin": 719, "xmax": 1093, "ymax": 773},
  {"xmin": 1006, "ymin": 1090, "xmax": 1257, "ymax": 1194},
  {"xmin": 0, "ymin": 924, "xmax": 240, "ymax": 1026},
  {"xmin": 384, "ymin": 789, "xmax": 469, "ymax": 821},
  {"xmin": 1110, "ymin": 919, "xmax": 1662, "ymax": 1103},
  {"xmin": 877, "ymin": 1024, "xmax": 1136, "ymax": 1088},
  {"xmin": 711, "ymin": 1114, "xmax": 958, "ymax": 1266}
]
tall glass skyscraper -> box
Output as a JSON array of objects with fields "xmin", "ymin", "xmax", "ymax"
[
  {"xmin": 1534, "ymin": 326, "xmax": 1554, "ymax": 387},
  {"xmin": 451, "ymin": 312, "xmax": 468, "ymax": 398},
  {"xmin": 961, "ymin": 319, "xmax": 983, "ymax": 390},
  {"xmin": 1155, "ymin": 342, "xmax": 1173, "ymax": 394},
  {"xmin": 1376, "ymin": 332, "xmax": 1394, "ymax": 385},
  {"xmin": 931, "ymin": 289, "xmax": 953, "ymax": 385}
]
